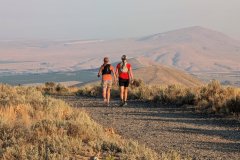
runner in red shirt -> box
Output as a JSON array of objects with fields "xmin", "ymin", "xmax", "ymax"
[{"xmin": 116, "ymin": 55, "xmax": 134, "ymax": 106}]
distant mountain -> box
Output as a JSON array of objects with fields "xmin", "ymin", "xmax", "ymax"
[
  {"xmin": 138, "ymin": 26, "xmax": 240, "ymax": 72},
  {"xmin": 0, "ymin": 26, "xmax": 239, "ymax": 75}
]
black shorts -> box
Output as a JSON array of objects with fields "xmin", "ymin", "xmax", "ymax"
[{"xmin": 119, "ymin": 78, "xmax": 130, "ymax": 87}]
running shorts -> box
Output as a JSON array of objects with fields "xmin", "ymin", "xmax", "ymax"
[
  {"xmin": 102, "ymin": 80, "xmax": 112, "ymax": 89},
  {"xmin": 119, "ymin": 78, "xmax": 130, "ymax": 87}
]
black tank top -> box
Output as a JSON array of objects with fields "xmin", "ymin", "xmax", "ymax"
[{"xmin": 102, "ymin": 64, "xmax": 112, "ymax": 75}]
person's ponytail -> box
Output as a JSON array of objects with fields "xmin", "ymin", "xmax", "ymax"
[{"xmin": 121, "ymin": 59, "xmax": 127, "ymax": 69}]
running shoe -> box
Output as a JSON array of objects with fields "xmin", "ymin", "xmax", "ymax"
[{"xmin": 123, "ymin": 101, "xmax": 127, "ymax": 106}]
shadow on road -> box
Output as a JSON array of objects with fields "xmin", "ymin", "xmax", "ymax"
[{"xmin": 58, "ymin": 96, "xmax": 240, "ymax": 159}]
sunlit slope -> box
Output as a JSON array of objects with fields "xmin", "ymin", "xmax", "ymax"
[{"xmin": 134, "ymin": 64, "xmax": 202, "ymax": 87}]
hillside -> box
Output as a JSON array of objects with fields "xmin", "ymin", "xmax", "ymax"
[
  {"xmin": 128, "ymin": 57, "xmax": 202, "ymax": 87},
  {"xmin": 138, "ymin": 26, "xmax": 240, "ymax": 72},
  {"xmin": 134, "ymin": 65, "xmax": 202, "ymax": 87},
  {"xmin": 1, "ymin": 26, "xmax": 240, "ymax": 75}
]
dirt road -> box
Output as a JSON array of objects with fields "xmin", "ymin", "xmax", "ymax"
[{"xmin": 59, "ymin": 96, "xmax": 240, "ymax": 160}]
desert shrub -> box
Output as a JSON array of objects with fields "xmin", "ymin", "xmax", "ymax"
[
  {"xmin": 44, "ymin": 82, "xmax": 56, "ymax": 93},
  {"xmin": 195, "ymin": 80, "xmax": 239, "ymax": 114},
  {"xmin": 0, "ymin": 84, "xmax": 160, "ymax": 159},
  {"xmin": 153, "ymin": 85, "xmax": 195, "ymax": 106},
  {"xmin": 225, "ymin": 95, "xmax": 240, "ymax": 114},
  {"xmin": 101, "ymin": 142, "xmax": 122, "ymax": 153},
  {"xmin": 161, "ymin": 85, "xmax": 187, "ymax": 105},
  {"xmin": 44, "ymin": 82, "xmax": 56, "ymax": 88},
  {"xmin": 77, "ymin": 80, "xmax": 196, "ymax": 105},
  {"xmin": 131, "ymin": 79, "xmax": 145, "ymax": 88},
  {"xmin": 77, "ymin": 84, "xmax": 103, "ymax": 97},
  {"xmin": 0, "ymin": 84, "xmax": 44, "ymax": 107},
  {"xmin": 41, "ymin": 82, "xmax": 70, "ymax": 95},
  {"xmin": 77, "ymin": 79, "xmax": 159, "ymax": 101},
  {"xmin": 55, "ymin": 84, "xmax": 69, "ymax": 93},
  {"xmin": 69, "ymin": 79, "xmax": 240, "ymax": 115},
  {"xmin": 131, "ymin": 85, "xmax": 162, "ymax": 100}
]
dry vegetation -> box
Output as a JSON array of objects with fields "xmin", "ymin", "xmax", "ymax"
[
  {"xmin": 37, "ymin": 82, "xmax": 78, "ymax": 96},
  {"xmin": 76, "ymin": 79, "xmax": 240, "ymax": 115},
  {"xmin": 7, "ymin": 79, "xmax": 236, "ymax": 159},
  {"xmin": 0, "ymin": 84, "xmax": 163, "ymax": 160}
]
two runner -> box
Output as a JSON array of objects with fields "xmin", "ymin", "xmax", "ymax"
[{"xmin": 98, "ymin": 55, "xmax": 134, "ymax": 106}]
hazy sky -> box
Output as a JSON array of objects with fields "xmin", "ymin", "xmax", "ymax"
[{"xmin": 0, "ymin": 0, "xmax": 240, "ymax": 40}]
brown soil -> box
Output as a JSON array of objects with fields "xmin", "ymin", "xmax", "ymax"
[{"xmin": 57, "ymin": 96, "xmax": 240, "ymax": 160}]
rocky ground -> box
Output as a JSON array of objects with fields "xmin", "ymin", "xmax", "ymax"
[{"xmin": 57, "ymin": 96, "xmax": 240, "ymax": 160}]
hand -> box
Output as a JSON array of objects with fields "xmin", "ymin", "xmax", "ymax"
[
  {"xmin": 114, "ymin": 79, "xmax": 117, "ymax": 85},
  {"xmin": 131, "ymin": 79, "xmax": 134, "ymax": 84},
  {"xmin": 97, "ymin": 74, "xmax": 100, "ymax": 78}
]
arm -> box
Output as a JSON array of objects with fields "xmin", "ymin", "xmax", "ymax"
[
  {"xmin": 98, "ymin": 66, "xmax": 103, "ymax": 77},
  {"xmin": 111, "ymin": 67, "xmax": 117, "ymax": 83},
  {"xmin": 115, "ymin": 64, "xmax": 119, "ymax": 79},
  {"xmin": 129, "ymin": 66, "xmax": 134, "ymax": 82}
]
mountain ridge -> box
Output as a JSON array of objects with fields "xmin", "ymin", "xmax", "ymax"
[{"xmin": 0, "ymin": 26, "xmax": 239, "ymax": 74}]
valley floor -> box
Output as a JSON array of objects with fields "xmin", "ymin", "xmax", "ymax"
[{"xmin": 58, "ymin": 96, "xmax": 240, "ymax": 160}]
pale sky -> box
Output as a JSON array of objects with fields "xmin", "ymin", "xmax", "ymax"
[{"xmin": 0, "ymin": 0, "xmax": 240, "ymax": 40}]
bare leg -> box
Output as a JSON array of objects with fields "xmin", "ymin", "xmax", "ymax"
[
  {"xmin": 120, "ymin": 86, "xmax": 124, "ymax": 102},
  {"xmin": 103, "ymin": 88, "xmax": 107, "ymax": 102},
  {"xmin": 106, "ymin": 87, "xmax": 111, "ymax": 104},
  {"xmin": 124, "ymin": 87, "xmax": 128, "ymax": 102}
]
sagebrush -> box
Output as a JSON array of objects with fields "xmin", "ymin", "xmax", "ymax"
[
  {"xmin": 76, "ymin": 79, "xmax": 240, "ymax": 115},
  {"xmin": 0, "ymin": 84, "xmax": 161, "ymax": 160}
]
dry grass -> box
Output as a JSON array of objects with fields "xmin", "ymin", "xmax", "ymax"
[
  {"xmin": 36, "ymin": 82, "xmax": 78, "ymax": 96},
  {"xmin": 76, "ymin": 79, "xmax": 240, "ymax": 115},
  {"xmin": 0, "ymin": 84, "xmax": 163, "ymax": 160},
  {"xmin": 195, "ymin": 80, "xmax": 240, "ymax": 114}
]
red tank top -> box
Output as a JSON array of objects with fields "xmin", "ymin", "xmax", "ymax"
[{"xmin": 116, "ymin": 63, "xmax": 131, "ymax": 79}]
